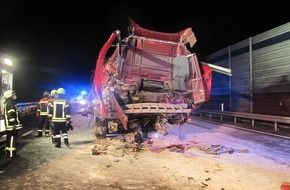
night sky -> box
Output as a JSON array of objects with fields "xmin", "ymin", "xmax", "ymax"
[{"xmin": 0, "ymin": 0, "xmax": 289, "ymax": 102}]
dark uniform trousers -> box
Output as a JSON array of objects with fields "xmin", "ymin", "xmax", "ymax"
[
  {"xmin": 4, "ymin": 99, "xmax": 21, "ymax": 158},
  {"xmin": 5, "ymin": 130, "xmax": 18, "ymax": 157},
  {"xmin": 37, "ymin": 115, "xmax": 50, "ymax": 137},
  {"xmin": 53, "ymin": 122, "xmax": 69, "ymax": 147},
  {"xmin": 48, "ymin": 97, "xmax": 70, "ymax": 148},
  {"xmin": 36, "ymin": 98, "xmax": 50, "ymax": 137}
]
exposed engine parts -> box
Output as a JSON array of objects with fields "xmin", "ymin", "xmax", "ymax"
[{"xmin": 82, "ymin": 18, "xmax": 231, "ymax": 142}]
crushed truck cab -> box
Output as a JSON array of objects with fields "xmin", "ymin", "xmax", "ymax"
[{"xmin": 87, "ymin": 18, "xmax": 231, "ymax": 140}]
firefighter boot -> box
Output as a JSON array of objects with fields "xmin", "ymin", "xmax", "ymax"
[
  {"xmin": 51, "ymin": 136, "xmax": 56, "ymax": 144},
  {"xmin": 45, "ymin": 130, "xmax": 50, "ymax": 137},
  {"xmin": 35, "ymin": 131, "xmax": 43, "ymax": 137},
  {"xmin": 64, "ymin": 138, "xmax": 70, "ymax": 147},
  {"xmin": 4, "ymin": 148, "xmax": 10, "ymax": 158},
  {"xmin": 55, "ymin": 138, "xmax": 61, "ymax": 148}
]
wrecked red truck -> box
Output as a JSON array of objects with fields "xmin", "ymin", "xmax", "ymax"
[{"xmin": 81, "ymin": 18, "xmax": 231, "ymax": 141}]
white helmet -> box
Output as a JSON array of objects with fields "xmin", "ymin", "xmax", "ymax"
[
  {"xmin": 50, "ymin": 89, "xmax": 57, "ymax": 96},
  {"xmin": 3, "ymin": 90, "xmax": 15, "ymax": 99},
  {"xmin": 57, "ymin": 88, "xmax": 65, "ymax": 95},
  {"xmin": 43, "ymin": 91, "xmax": 50, "ymax": 97}
]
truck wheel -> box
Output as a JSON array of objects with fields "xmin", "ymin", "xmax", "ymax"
[
  {"xmin": 95, "ymin": 125, "xmax": 107, "ymax": 139},
  {"xmin": 94, "ymin": 116, "xmax": 108, "ymax": 139},
  {"xmin": 94, "ymin": 117, "xmax": 107, "ymax": 139}
]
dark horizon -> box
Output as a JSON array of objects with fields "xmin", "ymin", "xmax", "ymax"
[{"xmin": 0, "ymin": 1, "xmax": 289, "ymax": 102}]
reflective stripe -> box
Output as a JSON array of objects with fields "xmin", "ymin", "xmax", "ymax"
[
  {"xmin": 52, "ymin": 118, "xmax": 66, "ymax": 122},
  {"xmin": 7, "ymin": 109, "xmax": 15, "ymax": 114},
  {"xmin": 10, "ymin": 136, "xmax": 14, "ymax": 148},
  {"xmin": 9, "ymin": 118, "xmax": 16, "ymax": 122},
  {"xmin": 6, "ymin": 136, "xmax": 16, "ymax": 157},
  {"xmin": 4, "ymin": 101, "xmax": 21, "ymax": 130},
  {"xmin": 16, "ymin": 110, "xmax": 20, "ymax": 123},
  {"xmin": 52, "ymin": 99, "xmax": 67, "ymax": 120},
  {"xmin": 38, "ymin": 99, "xmax": 49, "ymax": 115},
  {"xmin": 6, "ymin": 126, "xmax": 14, "ymax": 131},
  {"xmin": 62, "ymin": 133, "xmax": 68, "ymax": 139}
]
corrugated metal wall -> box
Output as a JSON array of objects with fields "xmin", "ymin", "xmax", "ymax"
[{"xmin": 203, "ymin": 22, "xmax": 290, "ymax": 116}]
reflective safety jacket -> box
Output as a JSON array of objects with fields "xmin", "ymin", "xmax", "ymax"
[
  {"xmin": 37, "ymin": 97, "xmax": 50, "ymax": 116},
  {"xmin": 4, "ymin": 99, "xmax": 21, "ymax": 131},
  {"xmin": 48, "ymin": 98, "xmax": 70, "ymax": 122}
]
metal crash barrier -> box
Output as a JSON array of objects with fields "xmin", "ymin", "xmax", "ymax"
[
  {"xmin": 16, "ymin": 102, "xmax": 39, "ymax": 116},
  {"xmin": 195, "ymin": 109, "xmax": 290, "ymax": 132}
]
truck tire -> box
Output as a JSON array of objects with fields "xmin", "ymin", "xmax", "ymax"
[
  {"xmin": 94, "ymin": 117, "xmax": 108, "ymax": 139},
  {"xmin": 95, "ymin": 125, "xmax": 107, "ymax": 139}
]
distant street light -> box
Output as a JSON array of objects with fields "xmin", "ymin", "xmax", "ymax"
[
  {"xmin": 81, "ymin": 90, "xmax": 87, "ymax": 96},
  {"xmin": 0, "ymin": 53, "xmax": 14, "ymax": 91},
  {"xmin": 1, "ymin": 57, "xmax": 13, "ymax": 73},
  {"xmin": 1, "ymin": 54, "xmax": 13, "ymax": 74},
  {"xmin": 3, "ymin": 58, "xmax": 13, "ymax": 66},
  {"xmin": 0, "ymin": 53, "xmax": 15, "ymax": 133}
]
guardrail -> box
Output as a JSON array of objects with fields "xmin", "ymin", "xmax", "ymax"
[
  {"xmin": 194, "ymin": 109, "xmax": 290, "ymax": 132},
  {"xmin": 17, "ymin": 102, "xmax": 39, "ymax": 116}
]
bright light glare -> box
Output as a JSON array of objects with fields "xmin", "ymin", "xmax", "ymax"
[
  {"xmin": 2, "ymin": 70, "xmax": 7, "ymax": 73},
  {"xmin": 81, "ymin": 91, "xmax": 87, "ymax": 95},
  {"xmin": 79, "ymin": 99, "xmax": 87, "ymax": 105},
  {"xmin": 4, "ymin": 58, "xmax": 13, "ymax": 66}
]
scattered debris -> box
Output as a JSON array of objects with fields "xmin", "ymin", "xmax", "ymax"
[
  {"xmin": 187, "ymin": 177, "xmax": 195, "ymax": 182},
  {"xmin": 199, "ymin": 145, "xmax": 249, "ymax": 155},
  {"xmin": 167, "ymin": 144, "xmax": 186, "ymax": 153},
  {"xmin": 91, "ymin": 136, "xmax": 146, "ymax": 156},
  {"xmin": 91, "ymin": 137, "xmax": 249, "ymax": 158},
  {"xmin": 91, "ymin": 144, "xmax": 108, "ymax": 155},
  {"xmin": 145, "ymin": 139, "xmax": 153, "ymax": 145},
  {"xmin": 149, "ymin": 142, "xmax": 198, "ymax": 153},
  {"xmin": 132, "ymin": 144, "xmax": 143, "ymax": 152},
  {"xmin": 281, "ymin": 182, "xmax": 290, "ymax": 190},
  {"xmin": 201, "ymin": 182, "xmax": 208, "ymax": 187}
]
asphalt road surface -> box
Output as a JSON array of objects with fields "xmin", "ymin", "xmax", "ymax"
[{"xmin": 0, "ymin": 114, "xmax": 289, "ymax": 190}]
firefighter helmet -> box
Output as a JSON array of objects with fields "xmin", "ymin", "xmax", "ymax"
[
  {"xmin": 3, "ymin": 90, "xmax": 15, "ymax": 99},
  {"xmin": 50, "ymin": 89, "xmax": 57, "ymax": 96},
  {"xmin": 57, "ymin": 87, "xmax": 65, "ymax": 95},
  {"xmin": 43, "ymin": 91, "xmax": 50, "ymax": 97}
]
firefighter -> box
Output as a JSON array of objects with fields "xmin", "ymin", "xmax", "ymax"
[
  {"xmin": 49, "ymin": 89, "xmax": 57, "ymax": 143},
  {"xmin": 35, "ymin": 91, "xmax": 51, "ymax": 137},
  {"xmin": 3, "ymin": 90, "xmax": 22, "ymax": 159},
  {"xmin": 48, "ymin": 87, "xmax": 71, "ymax": 148},
  {"xmin": 50, "ymin": 89, "xmax": 57, "ymax": 99}
]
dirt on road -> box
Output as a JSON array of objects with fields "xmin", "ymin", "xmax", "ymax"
[{"xmin": 0, "ymin": 114, "xmax": 289, "ymax": 190}]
